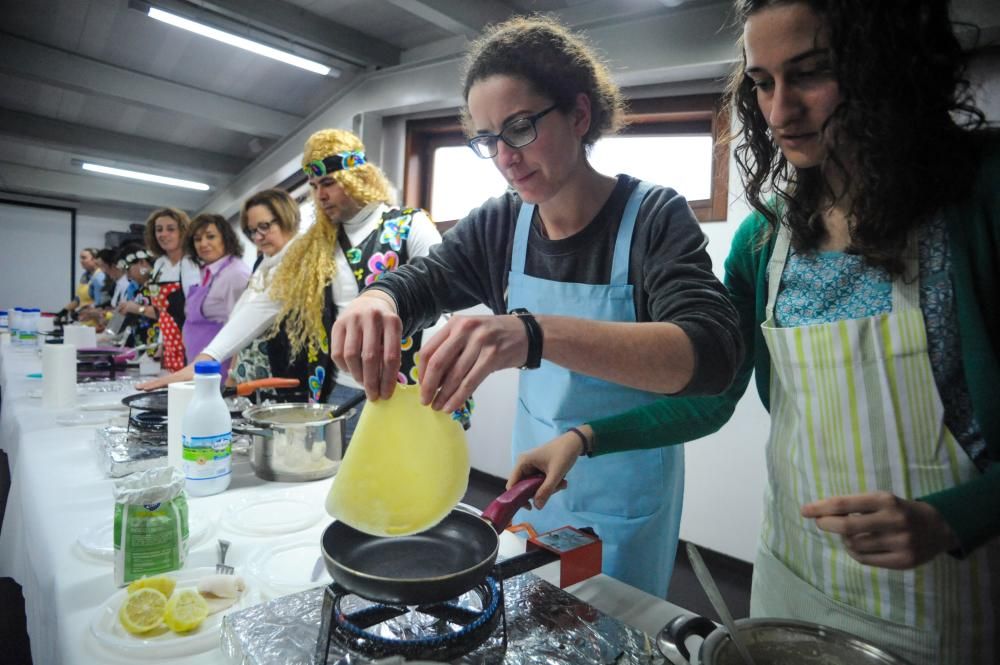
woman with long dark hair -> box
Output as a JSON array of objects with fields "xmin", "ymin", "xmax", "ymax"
[{"xmin": 511, "ymin": 2, "xmax": 999, "ymax": 662}]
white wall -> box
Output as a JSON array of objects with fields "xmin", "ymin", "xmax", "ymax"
[{"xmin": 0, "ymin": 202, "xmax": 74, "ymax": 312}]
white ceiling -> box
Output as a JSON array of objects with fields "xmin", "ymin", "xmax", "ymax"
[
  {"xmin": 1, "ymin": 0, "xmax": 996, "ymax": 216},
  {"xmin": 0, "ymin": 0, "xmax": 713, "ymax": 214}
]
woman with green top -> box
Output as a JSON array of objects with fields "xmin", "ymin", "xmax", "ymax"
[{"xmin": 510, "ymin": 1, "xmax": 999, "ymax": 663}]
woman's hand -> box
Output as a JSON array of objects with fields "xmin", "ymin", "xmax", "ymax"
[
  {"xmin": 330, "ymin": 292, "xmax": 403, "ymax": 401},
  {"xmin": 506, "ymin": 428, "xmax": 587, "ymax": 509},
  {"xmin": 801, "ymin": 491, "xmax": 960, "ymax": 570},
  {"xmin": 417, "ymin": 313, "xmax": 530, "ymax": 413},
  {"xmin": 136, "ymin": 361, "xmax": 197, "ymax": 391}
]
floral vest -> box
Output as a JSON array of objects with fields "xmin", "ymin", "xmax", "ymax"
[{"xmin": 266, "ymin": 207, "xmax": 428, "ymax": 404}]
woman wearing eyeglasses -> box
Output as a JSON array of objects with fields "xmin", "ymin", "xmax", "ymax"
[
  {"xmin": 330, "ymin": 16, "xmax": 742, "ymax": 598},
  {"xmin": 140, "ymin": 132, "xmax": 443, "ymax": 438},
  {"xmin": 137, "ymin": 189, "xmax": 300, "ymax": 389}
]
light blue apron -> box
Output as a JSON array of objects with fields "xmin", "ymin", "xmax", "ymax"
[{"xmin": 508, "ymin": 181, "xmax": 684, "ymax": 598}]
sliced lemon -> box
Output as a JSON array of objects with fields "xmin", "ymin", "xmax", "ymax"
[
  {"xmin": 118, "ymin": 588, "xmax": 167, "ymax": 634},
  {"xmin": 163, "ymin": 588, "xmax": 209, "ymax": 633},
  {"xmin": 127, "ymin": 575, "xmax": 176, "ymax": 599}
]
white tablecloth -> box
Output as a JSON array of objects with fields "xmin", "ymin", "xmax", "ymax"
[{"xmin": 0, "ymin": 340, "xmax": 689, "ymax": 665}]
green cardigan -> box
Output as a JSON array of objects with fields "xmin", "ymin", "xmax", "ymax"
[{"xmin": 589, "ymin": 140, "xmax": 1000, "ymax": 554}]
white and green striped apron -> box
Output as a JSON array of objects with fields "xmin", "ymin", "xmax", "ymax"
[{"xmin": 749, "ymin": 226, "xmax": 1000, "ymax": 665}]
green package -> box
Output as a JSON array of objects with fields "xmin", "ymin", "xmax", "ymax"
[{"xmin": 113, "ymin": 466, "xmax": 190, "ymax": 586}]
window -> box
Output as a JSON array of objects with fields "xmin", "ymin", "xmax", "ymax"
[{"xmin": 404, "ymin": 94, "xmax": 730, "ymax": 229}]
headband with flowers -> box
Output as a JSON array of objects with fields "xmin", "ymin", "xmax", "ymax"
[{"xmin": 301, "ymin": 150, "xmax": 367, "ymax": 178}]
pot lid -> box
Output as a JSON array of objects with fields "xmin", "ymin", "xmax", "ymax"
[
  {"xmin": 710, "ymin": 619, "xmax": 913, "ymax": 665},
  {"xmin": 241, "ymin": 402, "xmax": 338, "ymax": 426}
]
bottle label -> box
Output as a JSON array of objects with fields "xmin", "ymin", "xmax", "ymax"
[{"xmin": 182, "ymin": 432, "xmax": 232, "ymax": 481}]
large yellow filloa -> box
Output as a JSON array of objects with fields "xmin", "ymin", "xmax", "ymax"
[{"xmin": 325, "ymin": 384, "xmax": 470, "ymax": 537}]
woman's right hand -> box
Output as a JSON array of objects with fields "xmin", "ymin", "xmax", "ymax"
[
  {"xmin": 506, "ymin": 428, "xmax": 589, "ymax": 509},
  {"xmin": 330, "ymin": 291, "xmax": 403, "ymax": 401},
  {"xmin": 136, "ymin": 362, "xmax": 197, "ymax": 391}
]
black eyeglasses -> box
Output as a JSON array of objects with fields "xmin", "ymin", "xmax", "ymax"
[
  {"xmin": 467, "ymin": 103, "xmax": 559, "ymax": 159},
  {"xmin": 244, "ymin": 220, "xmax": 275, "ymax": 239}
]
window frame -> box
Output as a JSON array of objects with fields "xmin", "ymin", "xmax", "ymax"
[{"xmin": 403, "ymin": 93, "xmax": 730, "ymax": 228}]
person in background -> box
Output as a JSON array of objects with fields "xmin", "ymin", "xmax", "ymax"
[
  {"xmin": 181, "ymin": 213, "xmax": 250, "ymax": 382},
  {"xmin": 62, "ymin": 247, "xmax": 101, "ymax": 315},
  {"xmin": 115, "ymin": 245, "xmax": 157, "ymax": 347},
  {"xmin": 329, "ymin": 16, "xmax": 742, "ymax": 598},
  {"xmin": 144, "ymin": 207, "xmax": 199, "ymax": 371},
  {"xmin": 138, "ymin": 189, "xmax": 301, "ymax": 392},
  {"xmin": 140, "ymin": 130, "xmax": 442, "ymax": 442},
  {"xmin": 78, "ymin": 248, "xmax": 128, "ymax": 331},
  {"xmin": 510, "ymin": 2, "xmax": 999, "ymax": 662}
]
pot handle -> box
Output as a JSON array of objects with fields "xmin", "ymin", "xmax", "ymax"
[
  {"xmin": 481, "ymin": 476, "xmax": 544, "ymax": 534},
  {"xmin": 232, "ymin": 423, "xmax": 273, "ymax": 438},
  {"xmin": 656, "ymin": 614, "xmax": 717, "ymax": 663},
  {"xmin": 232, "ymin": 377, "xmax": 300, "ymax": 396}
]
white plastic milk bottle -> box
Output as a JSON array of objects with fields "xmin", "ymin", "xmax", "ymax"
[{"xmin": 181, "ymin": 360, "xmax": 232, "ymax": 496}]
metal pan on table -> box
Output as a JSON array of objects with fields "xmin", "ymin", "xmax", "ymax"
[
  {"xmin": 321, "ymin": 476, "xmax": 558, "ymax": 606},
  {"xmin": 121, "ymin": 377, "xmax": 300, "ymax": 417}
]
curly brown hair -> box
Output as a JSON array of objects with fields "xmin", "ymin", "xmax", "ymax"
[
  {"xmin": 725, "ymin": 0, "xmax": 988, "ymax": 274},
  {"xmin": 461, "ymin": 15, "xmax": 626, "ymax": 147},
  {"xmin": 184, "ymin": 214, "xmax": 244, "ymax": 264},
  {"xmin": 143, "ymin": 207, "xmax": 191, "ymax": 258}
]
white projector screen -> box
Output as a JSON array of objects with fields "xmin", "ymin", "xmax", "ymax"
[{"xmin": 0, "ymin": 202, "xmax": 74, "ymax": 314}]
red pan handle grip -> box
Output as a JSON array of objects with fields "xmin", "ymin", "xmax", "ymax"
[{"xmin": 481, "ymin": 476, "xmax": 545, "ymax": 534}]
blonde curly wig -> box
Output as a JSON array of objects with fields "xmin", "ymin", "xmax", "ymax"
[{"xmin": 267, "ymin": 128, "xmax": 393, "ymax": 359}]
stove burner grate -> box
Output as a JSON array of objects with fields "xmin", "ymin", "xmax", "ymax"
[{"xmin": 318, "ymin": 576, "xmax": 506, "ymax": 662}]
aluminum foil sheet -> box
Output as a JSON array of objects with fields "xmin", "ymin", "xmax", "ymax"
[
  {"xmin": 221, "ymin": 573, "xmax": 666, "ymax": 665},
  {"xmin": 96, "ymin": 425, "xmax": 167, "ymax": 477}
]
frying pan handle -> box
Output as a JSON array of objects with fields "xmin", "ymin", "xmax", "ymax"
[
  {"xmin": 232, "ymin": 377, "xmax": 300, "ymax": 396},
  {"xmin": 481, "ymin": 476, "xmax": 545, "ymax": 534}
]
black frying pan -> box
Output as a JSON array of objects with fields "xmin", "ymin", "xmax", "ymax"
[
  {"xmin": 322, "ymin": 476, "xmax": 550, "ymax": 606},
  {"xmin": 121, "ymin": 377, "xmax": 300, "ymax": 414}
]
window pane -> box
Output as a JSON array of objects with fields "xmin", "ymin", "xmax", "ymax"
[
  {"xmin": 430, "ymin": 146, "xmax": 508, "ymax": 221},
  {"xmin": 589, "ymin": 135, "xmax": 713, "ymax": 201}
]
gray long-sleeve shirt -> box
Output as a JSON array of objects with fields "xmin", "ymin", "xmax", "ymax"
[{"xmin": 369, "ymin": 175, "xmax": 743, "ymax": 395}]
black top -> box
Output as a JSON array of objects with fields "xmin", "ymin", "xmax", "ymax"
[{"xmin": 369, "ymin": 175, "xmax": 743, "ymax": 396}]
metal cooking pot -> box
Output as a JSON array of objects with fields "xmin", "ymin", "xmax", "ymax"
[
  {"xmin": 236, "ymin": 402, "xmax": 357, "ymax": 482},
  {"xmin": 658, "ymin": 614, "xmax": 914, "ymax": 665}
]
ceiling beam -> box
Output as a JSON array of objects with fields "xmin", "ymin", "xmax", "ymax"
[
  {"xmin": 0, "ymin": 34, "xmax": 301, "ymax": 139},
  {"xmin": 384, "ymin": 0, "xmax": 510, "ymax": 38},
  {"xmin": 147, "ymin": 0, "xmax": 400, "ymax": 69},
  {"xmin": 0, "ymin": 109, "xmax": 244, "ymax": 176},
  {"xmin": 0, "ymin": 161, "xmax": 208, "ymax": 211}
]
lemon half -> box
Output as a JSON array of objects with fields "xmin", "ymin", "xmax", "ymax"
[
  {"xmin": 119, "ymin": 588, "xmax": 167, "ymax": 634},
  {"xmin": 163, "ymin": 588, "xmax": 209, "ymax": 633},
  {"xmin": 127, "ymin": 575, "xmax": 176, "ymax": 599}
]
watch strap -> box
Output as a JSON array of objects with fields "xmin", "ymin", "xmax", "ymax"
[{"xmin": 509, "ymin": 308, "xmax": 543, "ymax": 370}]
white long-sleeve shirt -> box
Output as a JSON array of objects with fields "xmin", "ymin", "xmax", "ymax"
[{"xmin": 202, "ymin": 203, "xmax": 442, "ymax": 389}]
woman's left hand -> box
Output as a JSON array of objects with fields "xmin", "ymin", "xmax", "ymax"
[
  {"xmin": 418, "ymin": 313, "xmax": 530, "ymax": 413},
  {"xmin": 801, "ymin": 491, "xmax": 960, "ymax": 569}
]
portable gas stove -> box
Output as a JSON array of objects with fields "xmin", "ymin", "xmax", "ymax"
[{"xmin": 222, "ymin": 527, "xmax": 666, "ymax": 664}]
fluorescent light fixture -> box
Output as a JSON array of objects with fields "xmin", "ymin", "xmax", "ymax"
[
  {"xmin": 148, "ymin": 7, "xmax": 332, "ymax": 76},
  {"xmin": 80, "ymin": 162, "xmax": 210, "ymax": 191}
]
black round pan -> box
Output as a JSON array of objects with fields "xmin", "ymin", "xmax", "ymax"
[{"xmin": 322, "ymin": 476, "xmax": 543, "ymax": 606}]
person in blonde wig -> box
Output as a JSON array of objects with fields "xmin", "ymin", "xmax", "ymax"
[{"xmin": 140, "ymin": 130, "xmax": 442, "ymax": 438}]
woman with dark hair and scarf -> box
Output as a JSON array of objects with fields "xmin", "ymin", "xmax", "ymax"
[{"xmin": 511, "ymin": 2, "xmax": 1000, "ymax": 662}]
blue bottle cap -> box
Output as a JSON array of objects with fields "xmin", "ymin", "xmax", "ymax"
[{"xmin": 194, "ymin": 360, "xmax": 222, "ymax": 375}]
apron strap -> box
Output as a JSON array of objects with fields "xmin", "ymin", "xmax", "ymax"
[
  {"xmin": 610, "ymin": 180, "xmax": 654, "ymax": 286},
  {"xmin": 764, "ymin": 225, "xmax": 792, "ymax": 320},
  {"xmin": 890, "ymin": 229, "xmax": 921, "ymax": 312},
  {"xmin": 511, "ymin": 200, "xmax": 533, "ymax": 274}
]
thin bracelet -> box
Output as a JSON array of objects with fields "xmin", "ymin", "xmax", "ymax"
[{"xmin": 567, "ymin": 426, "xmax": 592, "ymax": 457}]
